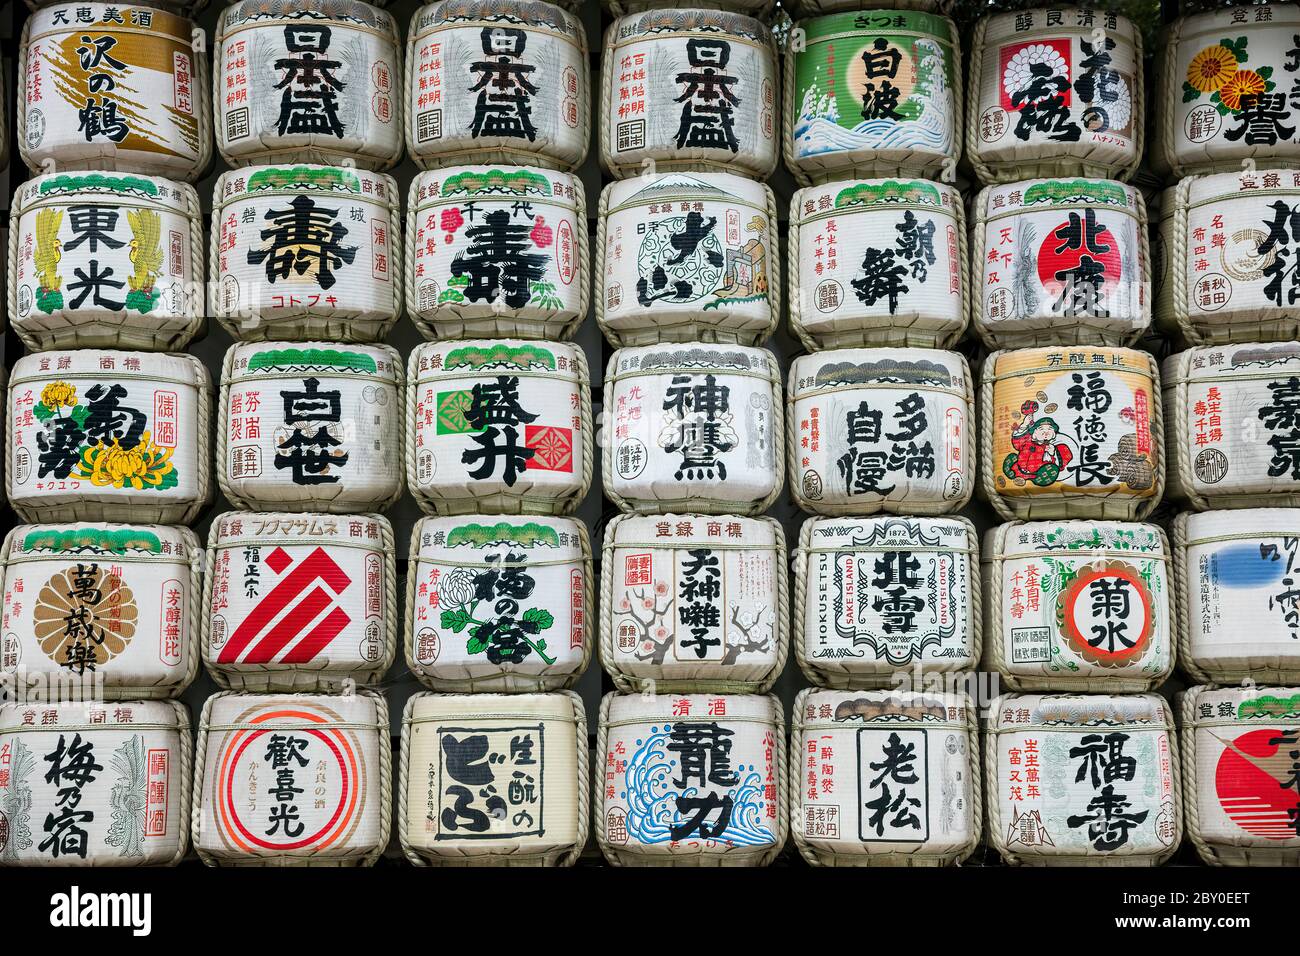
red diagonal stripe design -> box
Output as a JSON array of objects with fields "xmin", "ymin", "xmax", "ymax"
[
  {"xmin": 219, "ymin": 547, "xmax": 351, "ymax": 662},
  {"xmin": 281, "ymin": 605, "xmax": 352, "ymax": 664},
  {"xmin": 243, "ymin": 586, "xmax": 333, "ymax": 662}
]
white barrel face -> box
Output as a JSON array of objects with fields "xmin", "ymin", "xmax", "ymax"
[
  {"xmin": 1, "ymin": 524, "xmax": 196, "ymax": 698},
  {"xmin": 600, "ymin": 692, "xmax": 782, "ymax": 861},
  {"xmin": 222, "ymin": 342, "xmax": 403, "ymax": 512},
  {"xmin": 794, "ymin": 690, "xmax": 976, "ymax": 860},
  {"xmin": 204, "ymin": 513, "xmax": 392, "ymax": 688},
  {"xmin": 797, "ymin": 516, "xmax": 976, "ymax": 680},
  {"xmin": 11, "ymin": 172, "xmax": 201, "ymax": 350},
  {"xmin": 789, "ymin": 348, "xmax": 970, "ymax": 513},
  {"xmin": 603, "ymin": 9, "xmax": 778, "ymax": 178},
  {"xmin": 409, "ymin": 340, "xmax": 589, "ymax": 514},
  {"xmin": 407, "ymin": 0, "xmax": 588, "ymax": 169},
  {"xmin": 403, "ymin": 692, "xmax": 581, "ymax": 858},
  {"xmin": 0, "ymin": 700, "xmax": 187, "ymax": 865},
  {"xmin": 988, "ymin": 694, "xmax": 1178, "ymax": 862},
  {"xmin": 216, "ymin": 0, "xmax": 402, "ymax": 168},
  {"xmin": 408, "ymin": 515, "xmax": 588, "ymax": 689},
  {"xmin": 7, "ymin": 350, "xmax": 208, "ymax": 522},
  {"xmin": 196, "ymin": 692, "xmax": 385, "ymax": 861}
]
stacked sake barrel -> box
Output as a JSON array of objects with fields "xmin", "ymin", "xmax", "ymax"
[
  {"xmin": 593, "ymin": 6, "xmax": 789, "ymax": 866},
  {"xmin": 0, "ymin": 0, "xmax": 217, "ymax": 866},
  {"xmin": 396, "ymin": 0, "xmax": 594, "ymax": 867},
  {"xmin": 188, "ymin": 0, "xmax": 404, "ymax": 866},
  {"xmin": 1151, "ymin": 2, "xmax": 1300, "ymax": 868}
]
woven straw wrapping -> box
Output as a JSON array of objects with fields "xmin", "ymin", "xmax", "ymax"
[
  {"xmin": 1153, "ymin": 5, "xmax": 1300, "ymax": 178},
  {"xmin": 1171, "ymin": 171, "xmax": 1300, "ymax": 345},
  {"xmin": 604, "ymin": 344, "xmax": 783, "ymax": 513},
  {"xmin": 200, "ymin": 512, "xmax": 397, "ymax": 692},
  {"xmin": 964, "ymin": 9, "xmax": 1144, "ymax": 186},
  {"xmin": 405, "ymin": 340, "xmax": 593, "ymax": 516},
  {"xmin": 191, "ymin": 690, "xmax": 391, "ymax": 866},
  {"xmin": 982, "ymin": 520, "xmax": 1175, "ymax": 693},
  {"xmin": 970, "ymin": 179, "xmax": 1151, "ymax": 349},
  {"xmin": 598, "ymin": 512, "xmax": 789, "ymax": 694},
  {"xmin": 404, "ymin": 0, "xmax": 590, "ymax": 172},
  {"xmin": 0, "ymin": 523, "xmax": 203, "ymax": 700},
  {"xmin": 979, "ymin": 347, "xmax": 1165, "ymax": 521},
  {"xmin": 1180, "ymin": 684, "xmax": 1300, "ymax": 866},
  {"xmin": 209, "ymin": 165, "xmax": 403, "ymax": 343},
  {"xmin": 216, "ymin": 341, "xmax": 406, "ymax": 513},
  {"xmin": 399, "ymin": 690, "xmax": 589, "ymax": 866},
  {"xmin": 1150, "ymin": 185, "xmax": 1179, "ymax": 338},
  {"xmin": 594, "ymin": 691, "xmax": 787, "ymax": 866},
  {"xmin": 595, "ymin": 172, "xmax": 781, "ymax": 346},
  {"xmin": 213, "ymin": 0, "xmax": 405, "ymax": 171},
  {"xmin": 405, "ymin": 515, "xmax": 594, "ymax": 692},
  {"xmin": 984, "ymin": 693, "xmax": 1182, "ymax": 866},
  {"xmin": 0, "ymin": 698, "xmax": 193, "ymax": 866},
  {"xmin": 792, "ymin": 514, "xmax": 981, "ymax": 689},
  {"xmin": 786, "ymin": 347, "xmax": 974, "ymax": 515},
  {"xmin": 1163, "ymin": 343, "xmax": 1300, "ymax": 510},
  {"xmin": 788, "ymin": 180, "xmax": 968, "ymax": 351},
  {"xmin": 404, "ymin": 167, "xmax": 588, "ymax": 341},
  {"xmin": 1172, "ymin": 509, "xmax": 1300, "ymax": 685},
  {"xmin": 783, "ymin": 10, "xmax": 963, "ymax": 186},
  {"xmin": 6, "ymin": 172, "xmax": 205, "ymax": 351},
  {"xmin": 5, "ymin": 350, "xmax": 213, "ymax": 525},
  {"xmin": 789, "ymin": 687, "xmax": 981, "ymax": 866},
  {"xmin": 17, "ymin": 6, "xmax": 213, "ymax": 182},
  {"xmin": 603, "ymin": 0, "xmax": 773, "ymax": 17},
  {"xmin": 598, "ymin": 10, "xmax": 779, "ymax": 181}
]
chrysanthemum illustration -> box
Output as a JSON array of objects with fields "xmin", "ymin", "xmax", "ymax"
[
  {"xmin": 33, "ymin": 565, "xmax": 137, "ymax": 671},
  {"xmin": 75, "ymin": 434, "xmax": 175, "ymax": 489},
  {"xmin": 1186, "ymin": 44, "xmax": 1238, "ymax": 93},
  {"xmin": 1218, "ymin": 69, "xmax": 1267, "ymax": 110},
  {"xmin": 1002, "ymin": 43, "xmax": 1069, "ymax": 102},
  {"xmin": 40, "ymin": 381, "xmax": 77, "ymax": 413}
]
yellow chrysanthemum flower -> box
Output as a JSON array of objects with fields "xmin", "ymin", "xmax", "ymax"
[
  {"xmin": 1187, "ymin": 45, "xmax": 1239, "ymax": 93},
  {"xmin": 1219, "ymin": 69, "xmax": 1267, "ymax": 111},
  {"xmin": 75, "ymin": 434, "xmax": 175, "ymax": 490},
  {"xmin": 40, "ymin": 381, "xmax": 77, "ymax": 412}
]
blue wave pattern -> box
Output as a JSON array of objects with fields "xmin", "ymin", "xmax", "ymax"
[{"xmin": 622, "ymin": 723, "xmax": 774, "ymax": 847}]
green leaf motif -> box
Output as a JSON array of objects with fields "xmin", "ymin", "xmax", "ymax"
[
  {"xmin": 441, "ymin": 608, "xmax": 472, "ymax": 633},
  {"xmin": 466, "ymin": 635, "xmax": 489, "ymax": 655},
  {"xmin": 522, "ymin": 607, "xmax": 554, "ymax": 630},
  {"xmin": 1183, "ymin": 81, "xmax": 1201, "ymax": 103}
]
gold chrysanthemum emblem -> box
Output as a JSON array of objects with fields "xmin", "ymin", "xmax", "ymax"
[{"xmin": 33, "ymin": 564, "xmax": 137, "ymax": 671}]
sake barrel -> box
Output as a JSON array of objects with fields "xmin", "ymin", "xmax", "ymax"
[
  {"xmin": 980, "ymin": 346, "xmax": 1163, "ymax": 520},
  {"xmin": 788, "ymin": 347, "xmax": 973, "ymax": 515},
  {"xmin": 192, "ymin": 690, "xmax": 389, "ymax": 866},
  {"xmin": 1172, "ymin": 508, "xmax": 1300, "ymax": 684},
  {"xmin": 789, "ymin": 179, "xmax": 967, "ymax": 350},
  {"xmin": 600, "ymin": 9, "xmax": 778, "ymax": 180},
  {"xmin": 0, "ymin": 699, "xmax": 190, "ymax": 866},
  {"xmin": 218, "ymin": 341, "xmax": 405, "ymax": 513},
  {"xmin": 600, "ymin": 513, "xmax": 788, "ymax": 694},
  {"xmin": 784, "ymin": 10, "xmax": 962, "ymax": 185},
  {"xmin": 406, "ymin": 166, "xmax": 587, "ymax": 341},
  {"xmin": 215, "ymin": 0, "xmax": 403, "ymax": 171},
  {"xmin": 597, "ymin": 172, "xmax": 779, "ymax": 346},
  {"xmin": 984, "ymin": 520, "xmax": 1173, "ymax": 692},
  {"xmin": 202, "ymin": 512, "xmax": 396, "ymax": 692},
  {"xmin": 972, "ymin": 178, "xmax": 1150, "ymax": 348},
  {"xmin": 8, "ymin": 171, "xmax": 204, "ymax": 352},
  {"xmin": 405, "ymin": 0, "xmax": 589, "ymax": 171},
  {"xmin": 1169, "ymin": 169, "xmax": 1300, "ymax": 345},
  {"xmin": 790, "ymin": 688, "xmax": 979, "ymax": 866},
  {"xmin": 966, "ymin": 9, "xmax": 1143, "ymax": 185},
  {"xmin": 793, "ymin": 515, "xmax": 979, "ymax": 689},
  {"xmin": 985, "ymin": 693, "xmax": 1181, "ymax": 865},
  {"xmin": 18, "ymin": 4, "xmax": 211, "ymax": 181},
  {"xmin": 6, "ymin": 350, "xmax": 212, "ymax": 525},
  {"xmin": 1163, "ymin": 343, "xmax": 1300, "ymax": 509},
  {"xmin": 212, "ymin": 165, "xmax": 401, "ymax": 343},
  {"xmin": 406, "ymin": 515, "xmax": 592, "ymax": 692},
  {"xmin": 1182, "ymin": 684, "xmax": 1300, "ymax": 866},
  {"xmin": 0, "ymin": 523, "xmax": 200, "ymax": 700},
  {"xmin": 1154, "ymin": 4, "xmax": 1300, "ymax": 178},
  {"xmin": 400, "ymin": 691, "xmax": 586, "ymax": 865},
  {"xmin": 596, "ymin": 691, "xmax": 786, "ymax": 866},
  {"xmin": 605, "ymin": 344, "xmax": 781, "ymax": 514}
]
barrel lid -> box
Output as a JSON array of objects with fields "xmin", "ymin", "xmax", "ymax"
[
  {"xmin": 215, "ymin": 164, "xmax": 398, "ymax": 207},
  {"xmin": 408, "ymin": 690, "xmax": 579, "ymax": 723},
  {"xmin": 411, "ymin": 165, "xmax": 580, "ymax": 208},
  {"xmin": 10, "ymin": 349, "xmax": 207, "ymax": 388},
  {"xmin": 604, "ymin": 170, "xmax": 769, "ymax": 213},
  {"xmin": 205, "ymin": 690, "xmax": 381, "ymax": 728},
  {"xmin": 605, "ymin": 690, "xmax": 777, "ymax": 724},
  {"xmin": 798, "ymin": 688, "xmax": 971, "ymax": 729},
  {"xmin": 14, "ymin": 171, "xmax": 195, "ymax": 215},
  {"xmin": 1187, "ymin": 686, "xmax": 1300, "ymax": 726},
  {"xmin": 989, "ymin": 692, "xmax": 1170, "ymax": 730},
  {"xmin": 412, "ymin": 0, "xmax": 583, "ymax": 36},
  {"xmin": 226, "ymin": 341, "xmax": 402, "ymax": 385},
  {"xmin": 790, "ymin": 347, "xmax": 967, "ymax": 395},
  {"xmin": 608, "ymin": 512, "xmax": 779, "ymax": 548},
  {"xmin": 0, "ymin": 698, "xmax": 184, "ymax": 731},
  {"xmin": 219, "ymin": 0, "xmax": 397, "ymax": 34},
  {"xmin": 412, "ymin": 339, "xmax": 585, "ymax": 383},
  {"xmin": 609, "ymin": 343, "xmax": 775, "ymax": 381},
  {"xmin": 209, "ymin": 510, "xmax": 390, "ymax": 546},
  {"xmin": 793, "ymin": 178, "xmax": 960, "ymax": 221},
  {"xmin": 413, "ymin": 514, "xmax": 585, "ymax": 560},
  {"xmin": 610, "ymin": 7, "xmax": 773, "ymax": 43},
  {"xmin": 7, "ymin": 523, "xmax": 195, "ymax": 560}
]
